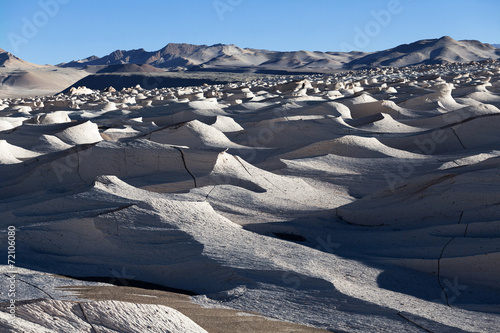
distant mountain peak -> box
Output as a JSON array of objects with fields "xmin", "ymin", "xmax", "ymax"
[
  {"xmin": 36, "ymin": 37, "xmax": 500, "ymax": 72},
  {"xmin": 347, "ymin": 36, "xmax": 500, "ymax": 69},
  {"xmin": 0, "ymin": 48, "xmax": 40, "ymax": 69},
  {"xmin": 439, "ymin": 35, "xmax": 455, "ymax": 42}
]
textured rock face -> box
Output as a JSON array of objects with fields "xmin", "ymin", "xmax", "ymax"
[{"xmin": 0, "ymin": 299, "xmax": 208, "ymax": 333}]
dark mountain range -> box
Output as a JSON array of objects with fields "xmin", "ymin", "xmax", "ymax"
[
  {"xmin": 3, "ymin": 36, "xmax": 499, "ymax": 75},
  {"xmin": 56, "ymin": 36, "xmax": 500, "ymax": 72}
]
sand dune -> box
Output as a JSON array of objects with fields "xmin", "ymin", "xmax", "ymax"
[
  {"xmin": 0, "ymin": 67, "xmax": 90, "ymax": 98},
  {"xmin": 1, "ymin": 58, "xmax": 500, "ymax": 332}
]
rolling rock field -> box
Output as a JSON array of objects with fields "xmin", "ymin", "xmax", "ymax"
[{"xmin": 1, "ymin": 59, "xmax": 500, "ymax": 332}]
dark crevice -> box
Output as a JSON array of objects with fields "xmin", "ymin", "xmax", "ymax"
[
  {"xmin": 234, "ymin": 155, "xmax": 286, "ymax": 195},
  {"xmin": 437, "ymin": 238, "xmax": 454, "ymax": 306},
  {"xmin": 233, "ymin": 155, "xmax": 253, "ymax": 178},
  {"xmin": 78, "ymin": 303, "xmax": 98, "ymax": 333},
  {"xmin": 438, "ymin": 112, "xmax": 500, "ymax": 131},
  {"xmin": 463, "ymin": 223, "xmax": 470, "ymax": 237},
  {"xmin": 397, "ymin": 312, "xmax": 435, "ymax": 333},
  {"xmin": 204, "ymin": 186, "xmax": 216, "ymax": 201},
  {"xmin": 262, "ymin": 175, "xmax": 286, "ymax": 194},
  {"xmin": 76, "ymin": 150, "xmax": 85, "ymax": 183},
  {"xmin": 174, "ymin": 147, "xmax": 197, "ymax": 188},
  {"xmin": 450, "ymin": 127, "xmax": 466, "ymax": 149},
  {"xmin": 93, "ymin": 204, "xmax": 135, "ymax": 217},
  {"xmin": 436, "ymin": 211, "xmax": 463, "ymax": 306},
  {"xmin": 4, "ymin": 274, "xmax": 54, "ymax": 300}
]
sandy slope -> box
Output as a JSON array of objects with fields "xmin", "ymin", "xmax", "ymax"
[
  {"xmin": 1, "ymin": 59, "xmax": 500, "ymax": 332},
  {"xmin": 0, "ymin": 67, "xmax": 89, "ymax": 98}
]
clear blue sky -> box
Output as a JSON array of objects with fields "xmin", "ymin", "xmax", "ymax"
[{"xmin": 1, "ymin": 0, "xmax": 499, "ymax": 65}]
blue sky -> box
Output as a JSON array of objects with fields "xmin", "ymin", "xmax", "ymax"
[{"xmin": 1, "ymin": 0, "xmax": 499, "ymax": 65}]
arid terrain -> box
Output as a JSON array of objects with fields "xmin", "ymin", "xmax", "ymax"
[{"xmin": 1, "ymin": 37, "xmax": 500, "ymax": 332}]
